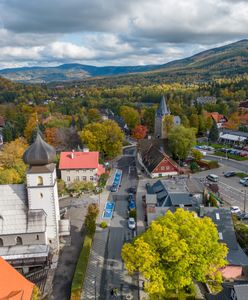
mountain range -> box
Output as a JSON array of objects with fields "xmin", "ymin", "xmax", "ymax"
[{"xmin": 0, "ymin": 39, "xmax": 247, "ymax": 83}]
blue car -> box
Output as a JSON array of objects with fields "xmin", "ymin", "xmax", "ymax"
[{"xmin": 128, "ymin": 200, "xmax": 136, "ymax": 210}]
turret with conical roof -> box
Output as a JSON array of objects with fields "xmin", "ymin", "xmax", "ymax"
[
  {"xmin": 23, "ymin": 132, "xmax": 56, "ymax": 166},
  {"xmin": 156, "ymin": 95, "xmax": 170, "ymax": 117}
]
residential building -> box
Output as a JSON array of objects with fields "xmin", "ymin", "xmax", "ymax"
[
  {"xmin": 205, "ymin": 112, "xmax": 228, "ymax": 128},
  {"xmin": 0, "ymin": 133, "xmax": 69, "ymax": 274},
  {"xmin": 59, "ymin": 150, "xmax": 105, "ymax": 185},
  {"xmin": 207, "ymin": 282, "xmax": 248, "ymax": 300},
  {"xmin": 196, "ymin": 96, "xmax": 217, "ymax": 105},
  {"xmin": 219, "ymin": 129, "xmax": 248, "ymax": 145},
  {"xmin": 154, "ymin": 95, "xmax": 181, "ymax": 138},
  {"xmin": 0, "ymin": 257, "xmax": 34, "ymax": 300},
  {"xmin": 137, "ymin": 139, "xmax": 180, "ymax": 178}
]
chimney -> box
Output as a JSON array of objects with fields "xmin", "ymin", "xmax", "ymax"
[
  {"xmin": 83, "ymin": 147, "xmax": 89, "ymax": 152},
  {"xmin": 71, "ymin": 149, "xmax": 75, "ymax": 159}
]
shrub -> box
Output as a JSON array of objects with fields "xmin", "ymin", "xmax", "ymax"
[
  {"xmin": 190, "ymin": 161, "xmax": 200, "ymax": 172},
  {"xmin": 70, "ymin": 234, "xmax": 93, "ymax": 299},
  {"xmin": 129, "ymin": 209, "xmax": 137, "ymax": 219},
  {"xmin": 205, "ymin": 160, "xmax": 219, "ymax": 169},
  {"xmin": 98, "ymin": 173, "xmax": 109, "ymax": 188},
  {"xmin": 84, "ymin": 203, "xmax": 99, "ymax": 236},
  {"xmin": 100, "ymin": 221, "xmax": 108, "ymax": 229},
  {"xmin": 236, "ymin": 172, "xmax": 247, "ymax": 178},
  {"xmin": 57, "ymin": 179, "xmax": 67, "ymax": 197}
]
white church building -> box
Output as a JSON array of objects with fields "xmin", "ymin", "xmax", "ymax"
[{"xmin": 0, "ymin": 133, "xmax": 69, "ymax": 274}]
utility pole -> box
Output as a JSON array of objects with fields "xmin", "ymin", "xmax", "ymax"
[{"xmin": 244, "ymin": 188, "xmax": 247, "ymax": 213}]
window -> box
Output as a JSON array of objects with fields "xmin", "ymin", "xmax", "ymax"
[
  {"xmin": 36, "ymin": 235, "xmax": 39, "ymax": 240},
  {"xmin": 82, "ymin": 176, "xmax": 87, "ymax": 181},
  {"xmin": 40, "ymin": 193, "xmax": 43, "ymax": 198},
  {"xmin": 166, "ymin": 166, "xmax": 170, "ymax": 170},
  {"xmin": 16, "ymin": 236, "xmax": 23, "ymax": 245},
  {"xmin": 67, "ymin": 176, "xmax": 70, "ymax": 182},
  {"xmin": 76, "ymin": 176, "xmax": 80, "ymax": 181},
  {"xmin": 37, "ymin": 176, "xmax": 43, "ymax": 186},
  {"xmin": 90, "ymin": 176, "xmax": 94, "ymax": 181},
  {"xmin": 161, "ymin": 166, "xmax": 165, "ymax": 171},
  {"xmin": 0, "ymin": 238, "xmax": 3, "ymax": 246}
]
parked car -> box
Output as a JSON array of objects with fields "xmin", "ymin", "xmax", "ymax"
[
  {"xmin": 128, "ymin": 217, "xmax": 136, "ymax": 230},
  {"xmin": 243, "ymin": 146, "xmax": 248, "ymax": 151},
  {"xmin": 224, "ymin": 171, "xmax": 236, "ymax": 178},
  {"xmin": 128, "ymin": 200, "xmax": 136, "ymax": 210},
  {"xmin": 237, "ymin": 212, "xmax": 248, "ymax": 220},
  {"xmin": 128, "ymin": 187, "xmax": 136, "ymax": 194},
  {"xmin": 110, "ymin": 184, "xmax": 118, "ymax": 192},
  {"xmin": 128, "ymin": 193, "xmax": 135, "ymax": 202},
  {"xmin": 206, "ymin": 174, "xmax": 219, "ymax": 182},
  {"xmin": 240, "ymin": 152, "xmax": 248, "ymax": 157},
  {"xmin": 239, "ymin": 177, "xmax": 248, "ymax": 185},
  {"xmin": 207, "ymin": 146, "xmax": 215, "ymax": 151},
  {"xmin": 230, "ymin": 206, "xmax": 241, "ymax": 214}
]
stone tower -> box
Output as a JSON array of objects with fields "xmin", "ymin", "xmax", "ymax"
[
  {"xmin": 154, "ymin": 95, "xmax": 170, "ymax": 138},
  {"xmin": 23, "ymin": 133, "xmax": 60, "ymax": 249}
]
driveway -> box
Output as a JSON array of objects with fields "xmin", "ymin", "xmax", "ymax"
[{"xmin": 51, "ymin": 195, "xmax": 98, "ymax": 300}]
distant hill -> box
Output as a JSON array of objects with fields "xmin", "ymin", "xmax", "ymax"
[{"xmin": 0, "ymin": 39, "xmax": 247, "ymax": 83}]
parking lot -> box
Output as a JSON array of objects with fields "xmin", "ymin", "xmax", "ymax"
[{"xmin": 192, "ymin": 165, "xmax": 248, "ymax": 211}]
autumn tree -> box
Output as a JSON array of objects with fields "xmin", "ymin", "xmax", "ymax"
[
  {"xmin": 80, "ymin": 120, "xmax": 124, "ymax": 158},
  {"xmin": 142, "ymin": 106, "xmax": 156, "ymax": 132},
  {"xmin": 225, "ymin": 112, "xmax": 240, "ymax": 130},
  {"xmin": 44, "ymin": 127, "xmax": 58, "ymax": 147},
  {"xmin": 0, "ymin": 138, "xmax": 28, "ymax": 183},
  {"xmin": 132, "ymin": 125, "xmax": 148, "ymax": 139},
  {"xmin": 168, "ymin": 126, "xmax": 196, "ymax": 160},
  {"xmin": 122, "ymin": 209, "xmax": 227, "ymax": 298},
  {"xmin": 24, "ymin": 113, "xmax": 38, "ymax": 143},
  {"xmin": 120, "ymin": 106, "xmax": 140, "ymax": 129},
  {"xmin": 87, "ymin": 108, "xmax": 101, "ymax": 123},
  {"xmin": 192, "ymin": 149, "xmax": 203, "ymax": 161}
]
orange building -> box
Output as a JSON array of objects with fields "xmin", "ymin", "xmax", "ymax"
[{"xmin": 0, "ymin": 257, "xmax": 34, "ymax": 300}]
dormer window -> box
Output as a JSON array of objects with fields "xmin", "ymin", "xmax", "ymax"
[{"xmin": 37, "ymin": 176, "xmax": 43, "ymax": 186}]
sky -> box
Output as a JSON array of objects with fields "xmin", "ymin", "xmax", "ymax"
[{"xmin": 0, "ymin": 0, "xmax": 247, "ymax": 69}]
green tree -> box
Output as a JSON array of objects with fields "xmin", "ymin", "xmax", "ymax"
[
  {"xmin": 181, "ymin": 115, "xmax": 190, "ymax": 128},
  {"xmin": 142, "ymin": 107, "xmax": 156, "ymax": 132},
  {"xmin": 209, "ymin": 120, "xmax": 219, "ymax": 143},
  {"xmin": 87, "ymin": 108, "xmax": 101, "ymax": 123},
  {"xmin": 120, "ymin": 106, "xmax": 140, "ymax": 129},
  {"xmin": 168, "ymin": 126, "xmax": 196, "ymax": 160},
  {"xmin": 84, "ymin": 203, "xmax": 99, "ymax": 236},
  {"xmin": 192, "ymin": 149, "xmax": 203, "ymax": 162},
  {"xmin": 80, "ymin": 120, "xmax": 124, "ymax": 158},
  {"xmin": 122, "ymin": 209, "xmax": 227, "ymax": 298},
  {"xmin": 163, "ymin": 115, "xmax": 174, "ymax": 137}
]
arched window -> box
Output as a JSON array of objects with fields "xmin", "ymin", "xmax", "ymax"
[
  {"xmin": 16, "ymin": 236, "xmax": 23, "ymax": 245},
  {"xmin": 37, "ymin": 176, "xmax": 43, "ymax": 186},
  {"xmin": 0, "ymin": 238, "xmax": 3, "ymax": 246}
]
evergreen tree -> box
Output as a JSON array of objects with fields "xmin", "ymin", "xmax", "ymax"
[{"xmin": 209, "ymin": 120, "xmax": 219, "ymax": 143}]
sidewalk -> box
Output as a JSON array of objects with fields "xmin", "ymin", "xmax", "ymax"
[{"xmin": 81, "ymin": 171, "xmax": 115, "ymax": 299}]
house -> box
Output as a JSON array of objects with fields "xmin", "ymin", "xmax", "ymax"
[
  {"xmin": 59, "ymin": 150, "xmax": 105, "ymax": 185},
  {"xmin": 138, "ymin": 178, "xmax": 203, "ymax": 225},
  {"xmin": 205, "ymin": 112, "xmax": 228, "ymax": 128},
  {"xmin": 0, "ymin": 133, "xmax": 70, "ymax": 275},
  {"xmin": 239, "ymin": 99, "xmax": 248, "ymax": 111},
  {"xmin": 206, "ymin": 282, "xmax": 248, "ymax": 300},
  {"xmin": 196, "ymin": 96, "xmax": 217, "ymax": 105},
  {"xmin": 201, "ymin": 207, "xmax": 248, "ymax": 280},
  {"xmin": 0, "ymin": 257, "xmax": 34, "ymax": 300},
  {"xmin": 154, "ymin": 95, "xmax": 181, "ymax": 138},
  {"xmin": 137, "ymin": 139, "xmax": 180, "ymax": 178}
]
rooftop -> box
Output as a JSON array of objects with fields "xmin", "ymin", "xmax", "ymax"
[
  {"xmin": 0, "ymin": 257, "xmax": 34, "ymax": 300},
  {"xmin": 59, "ymin": 151, "xmax": 100, "ymax": 169}
]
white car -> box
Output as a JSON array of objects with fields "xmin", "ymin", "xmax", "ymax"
[
  {"xmin": 230, "ymin": 206, "xmax": 241, "ymax": 214},
  {"xmin": 239, "ymin": 177, "xmax": 248, "ymax": 185},
  {"xmin": 128, "ymin": 217, "xmax": 136, "ymax": 230}
]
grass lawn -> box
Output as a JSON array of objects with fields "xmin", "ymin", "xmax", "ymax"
[
  {"xmin": 236, "ymin": 172, "xmax": 248, "ymax": 178},
  {"xmin": 70, "ymin": 234, "xmax": 93, "ymax": 300}
]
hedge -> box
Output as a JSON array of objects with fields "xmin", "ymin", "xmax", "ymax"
[
  {"xmin": 215, "ymin": 151, "xmax": 248, "ymax": 161},
  {"xmin": 70, "ymin": 234, "xmax": 93, "ymax": 300}
]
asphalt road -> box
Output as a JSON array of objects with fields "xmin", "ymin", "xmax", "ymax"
[
  {"xmin": 205, "ymin": 154, "xmax": 248, "ymax": 173},
  {"xmin": 100, "ymin": 156, "xmax": 139, "ymax": 300}
]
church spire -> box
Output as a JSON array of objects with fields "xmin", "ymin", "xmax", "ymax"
[{"xmin": 156, "ymin": 95, "xmax": 170, "ymax": 116}]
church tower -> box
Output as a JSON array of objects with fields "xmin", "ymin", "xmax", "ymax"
[
  {"xmin": 23, "ymin": 133, "xmax": 60, "ymax": 249},
  {"xmin": 154, "ymin": 95, "xmax": 170, "ymax": 138}
]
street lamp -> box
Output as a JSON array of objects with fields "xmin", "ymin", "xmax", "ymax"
[{"xmin": 244, "ymin": 188, "xmax": 247, "ymax": 213}]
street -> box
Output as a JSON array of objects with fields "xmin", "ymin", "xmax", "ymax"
[{"xmin": 100, "ymin": 155, "xmax": 139, "ymax": 300}]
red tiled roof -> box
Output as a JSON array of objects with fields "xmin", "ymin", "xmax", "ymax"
[
  {"xmin": 0, "ymin": 257, "xmax": 34, "ymax": 300},
  {"xmin": 205, "ymin": 112, "xmax": 227, "ymax": 123},
  {"xmin": 59, "ymin": 151, "xmax": 100, "ymax": 169},
  {"xmin": 97, "ymin": 164, "xmax": 105, "ymax": 176}
]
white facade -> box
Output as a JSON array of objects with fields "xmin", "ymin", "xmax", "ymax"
[
  {"xmin": 61, "ymin": 168, "xmax": 98, "ymax": 185},
  {"xmin": 26, "ymin": 166, "xmax": 60, "ymax": 249}
]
